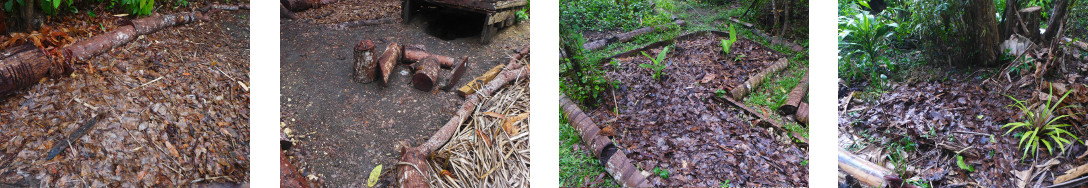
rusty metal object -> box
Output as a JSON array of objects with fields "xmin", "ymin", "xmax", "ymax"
[
  {"xmin": 779, "ymin": 73, "xmax": 808, "ymax": 115},
  {"xmin": 352, "ymin": 40, "xmax": 377, "ymax": 83},
  {"xmin": 731, "ymin": 58, "xmax": 789, "ymax": 100},
  {"xmin": 560, "ymin": 95, "xmax": 652, "ymax": 187},
  {"xmin": 584, "ymin": 19, "xmax": 686, "ymax": 52},
  {"xmin": 377, "ymin": 42, "xmax": 402, "ymax": 86}
]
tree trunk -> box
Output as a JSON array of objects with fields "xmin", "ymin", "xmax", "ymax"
[
  {"xmin": 411, "ymin": 57, "xmax": 439, "ymax": 91},
  {"xmin": 352, "ymin": 40, "xmax": 377, "ymax": 83},
  {"xmin": 397, "ymin": 62, "xmax": 528, "ymax": 187},
  {"xmin": 1, "ymin": 12, "xmax": 209, "ymax": 95},
  {"xmin": 378, "ymin": 42, "xmax": 402, "ymax": 86},
  {"xmin": 1041, "ymin": 0, "xmax": 1074, "ymax": 43},
  {"xmin": 962, "ymin": 0, "xmax": 1001, "ymax": 66},
  {"xmin": 731, "ymin": 58, "xmax": 789, "ymax": 100},
  {"xmin": 1000, "ymin": 0, "xmax": 1020, "ymax": 39},
  {"xmin": 778, "ymin": 73, "xmax": 807, "ymax": 115},
  {"xmin": 1020, "ymin": 7, "xmax": 1043, "ymax": 42}
]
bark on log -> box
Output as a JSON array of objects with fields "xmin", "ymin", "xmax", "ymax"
[
  {"xmin": 402, "ymin": 45, "xmax": 458, "ymax": 68},
  {"xmin": 731, "ymin": 58, "xmax": 789, "ymax": 100},
  {"xmin": 440, "ymin": 57, "xmax": 468, "ymax": 91},
  {"xmin": 794, "ymin": 102, "xmax": 808, "ymax": 125},
  {"xmin": 1, "ymin": 12, "xmax": 209, "ymax": 95},
  {"xmin": 560, "ymin": 95, "xmax": 652, "ymax": 187},
  {"xmin": 583, "ymin": 19, "xmax": 686, "ymax": 52},
  {"xmin": 840, "ymin": 147, "xmax": 899, "ymax": 188},
  {"xmin": 281, "ymin": 152, "xmax": 314, "ymax": 188},
  {"xmin": 456, "ymin": 46, "xmax": 529, "ymax": 96},
  {"xmin": 778, "ymin": 73, "xmax": 807, "ymax": 115},
  {"xmin": 378, "ymin": 42, "xmax": 402, "ymax": 86},
  {"xmin": 352, "ymin": 39, "xmax": 377, "ymax": 83},
  {"xmin": 281, "ymin": 0, "xmax": 336, "ymax": 12},
  {"xmin": 411, "ymin": 57, "xmax": 439, "ymax": 91},
  {"xmin": 397, "ymin": 62, "xmax": 528, "ymax": 188}
]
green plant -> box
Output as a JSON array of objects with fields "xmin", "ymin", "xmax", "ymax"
[
  {"xmin": 838, "ymin": 11, "xmax": 898, "ymax": 88},
  {"xmin": 721, "ymin": 24, "xmax": 738, "ymax": 55},
  {"xmin": 719, "ymin": 180, "xmax": 732, "ymax": 187},
  {"xmin": 560, "ymin": 23, "xmax": 614, "ymax": 108},
  {"xmin": 1002, "ymin": 87, "xmax": 1080, "ymax": 158},
  {"xmin": 652, "ymin": 166, "xmax": 670, "ymax": 179},
  {"xmin": 639, "ymin": 46, "xmax": 671, "ymax": 81},
  {"xmin": 955, "ymin": 154, "xmax": 974, "ymax": 172},
  {"xmin": 714, "ymin": 89, "xmax": 727, "ymax": 98}
]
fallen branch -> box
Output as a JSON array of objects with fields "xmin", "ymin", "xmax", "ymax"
[
  {"xmin": 397, "ymin": 56, "xmax": 529, "ymax": 187},
  {"xmin": 583, "ymin": 19, "xmax": 686, "ymax": 52},
  {"xmin": 560, "ymin": 95, "xmax": 652, "ymax": 187},
  {"xmin": 713, "ymin": 94, "xmax": 807, "ymax": 146},
  {"xmin": 45, "ymin": 114, "xmax": 103, "ymax": 160},
  {"xmin": 731, "ymin": 58, "xmax": 789, "ymax": 100},
  {"xmin": 778, "ymin": 73, "xmax": 807, "ymax": 115},
  {"xmin": 839, "ymin": 147, "xmax": 920, "ymax": 188},
  {"xmin": 456, "ymin": 46, "xmax": 529, "ymax": 97}
]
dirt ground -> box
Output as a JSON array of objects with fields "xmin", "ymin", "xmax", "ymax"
[
  {"xmin": 839, "ymin": 64, "xmax": 1088, "ymax": 187},
  {"xmin": 0, "ymin": 1, "xmax": 250, "ymax": 187},
  {"xmin": 279, "ymin": 1, "xmax": 529, "ymax": 186},
  {"xmin": 586, "ymin": 33, "xmax": 807, "ymax": 187}
]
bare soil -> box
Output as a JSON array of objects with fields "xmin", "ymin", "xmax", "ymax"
[
  {"xmin": 586, "ymin": 33, "xmax": 807, "ymax": 187},
  {"xmin": 0, "ymin": 1, "xmax": 250, "ymax": 187},
  {"xmin": 280, "ymin": 2, "xmax": 529, "ymax": 186}
]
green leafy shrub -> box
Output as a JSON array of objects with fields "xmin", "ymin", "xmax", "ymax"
[
  {"xmin": 560, "ymin": 23, "xmax": 614, "ymax": 108},
  {"xmin": 4, "ymin": 0, "xmax": 154, "ymax": 16},
  {"xmin": 652, "ymin": 166, "xmax": 669, "ymax": 179},
  {"xmin": 1002, "ymin": 87, "xmax": 1080, "ymax": 158},
  {"xmin": 559, "ymin": 0, "xmax": 661, "ymax": 31},
  {"xmin": 838, "ymin": 12, "xmax": 897, "ymax": 88},
  {"xmin": 639, "ymin": 45, "xmax": 670, "ymax": 81}
]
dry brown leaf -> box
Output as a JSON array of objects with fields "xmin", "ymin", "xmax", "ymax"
[
  {"xmin": 501, "ymin": 113, "xmax": 530, "ymax": 136},
  {"xmin": 700, "ymin": 73, "xmax": 716, "ymax": 83},
  {"xmin": 164, "ymin": 140, "xmax": 180, "ymax": 158}
]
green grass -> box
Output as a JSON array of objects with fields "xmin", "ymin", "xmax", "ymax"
[{"xmin": 559, "ymin": 114, "xmax": 620, "ymax": 187}]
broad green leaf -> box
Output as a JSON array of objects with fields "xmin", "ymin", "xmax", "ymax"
[{"xmin": 367, "ymin": 165, "xmax": 382, "ymax": 187}]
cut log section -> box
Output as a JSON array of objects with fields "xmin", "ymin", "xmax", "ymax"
[
  {"xmin": 583, "ymin": 19, "xmax": 686, "ymax": 52},
  {"xmin": 397, "ymin": 62, "xmax": 529, "ymax": 187},
  {"xmin": 412, "ymin": 57, "xmax": 440, "ymax": 91},
  {"xmin": 352, "ymin": 39, "xmax": 377, "ymax": 83},
  {"xmin": 839, "ymin": 147, "xmax": 920, "ymax": 188},
  {"xmin": 731, "ymin": 58, "xmax": 789, "ymax": 100},
  {"xmin": 561, "ymin": 95, "xmax": 652, "ymax": 187},
  {"xmin": 1, "ymin": 11, "xmax": 214, "ymax": 95},
  {"xmin": 440, "ymin": 56, "xmax": 469, "ymax": 91},
  {"xmin": 377, "ymin": 42, "xmax": 402, "ymax": 86},
  {"xmin": 778, "ymin": 73, "xmax": 808, "ymax": 115},
  {"xmin": 402, "ymin": 45, "xmax": 459, "ymax": 68},
  {"xmin": 794, "ymin": 102, "xmax": 808, "ymax": 125}
]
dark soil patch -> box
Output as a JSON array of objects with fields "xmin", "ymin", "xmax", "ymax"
[
  {"xmin": 280, "ymin": 4, "xmax": 529, "ymax": 187},
  {"xmin": 839, "ymin": 67, "xmax": 1088, "ymax": 187},
  {"xmin": 0, "ymin": 1, "xmax": 250, "ymax": 186},
  {"xmin": 587, "ymin": 32, "xmax": 807, "ymax": 187}
]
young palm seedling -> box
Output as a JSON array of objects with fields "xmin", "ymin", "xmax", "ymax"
[
  {"xmin": 1002, "ymin": 87, "xmax": 1080, "ymax": 159},
  {"xmin": 639, "ymin": 46, "xmax": 671, "ymax": 81},
  {"xmin": 721, "ymin": 24, "xmax": 738, "ymax": 56}
]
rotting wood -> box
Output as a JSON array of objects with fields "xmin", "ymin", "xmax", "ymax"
[
  {"xmin": 778, "ymin": 73, "xmax": 807, "ymax": 115},
  {"xmin": 1055, "ymin": 163, "xmax": 1088, "ymax": 184},
  {"xmin": 583, "ymin": 19, "xmax": 686, "ymax": 52},
  {"xmin": 731, "ymin": 58, "xmax": 789, "ymax": 100},
  {"xmin": 456, "ymin": 46, "xmax": 529, "ymax": 96},
  {"xmin": 1, "ymin": 10, "xmax": 217, "ymax": 95},
  {"xmin": 839, "ymin": 147, "xmax": 921, "ymax": 188},
  {"xmin": 282, "ymin": 0, "xmax": 336, "ymax": 11},
  {"xmin": 440, "ymin": 56, "xmax": 468, "ymax": 91},
  {"xmin": 560, "ymin": 95, "xmax": 652, "ymax": 187},
  {"xmin": 397, "ymin": 61, "xmax": 528, "ymax": 188},
  {"xmin": 713, "ymin": 94, "xmax": 807, "ymax": 146},
  {"xmin": 412, "ymin": 56, "xmax": 440, "ymax": 91},
  {"xmin": 352, "ymin": 39, "xmax": 377, "ymax": 83},
  {"xmin": 45, "ymin": 114, "xmax": 103, "ymax": 160},
  {"xmin": 210, "ymin": 4, "xmax": 250, "ymax": 11},
  {"xmin": 403, "ymin": 45, "xmax": 458, "ymax": 68},
  {"xmin": 378, "ymin": 42, "xmax": 402, "ymax": 86},
  {"xmin": 794, "ymin": 102, "xmax": 808, "ymax": 125},
  {"xmin": 281, "ymin": 152, "xmax": 314, "ymax": 188}
]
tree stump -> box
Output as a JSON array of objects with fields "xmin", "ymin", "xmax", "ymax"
[
  {"xmin": 412, "ymin": 57, "xmax": 440, "ymax": 91},
  {"xmin": 378, "ymin": 42, "xmax": 402, "ymax": 86},
  {"xmin": 352, "ymin": 40, "xmax": 377, "ymax": 83}
]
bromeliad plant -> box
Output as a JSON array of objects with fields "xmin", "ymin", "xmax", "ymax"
[
  {"xmin": 1002, "ymin": 87, "xmax": 1080, "ymax": 159},
  {"xmin": 639, "ymin": 45, "xmax": 670, "ymax": 81}
]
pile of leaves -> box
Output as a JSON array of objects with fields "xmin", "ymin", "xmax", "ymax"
[{"xmin": 295, "ymin": 0, "xmax": 400, "ymax": 25}]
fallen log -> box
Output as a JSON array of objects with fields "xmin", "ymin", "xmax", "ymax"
[
  {"xmin": 728, "ymin": 17, "xmax": 754, "ymax": 28},
  {"xmin": 411, "ymin": 56, "xmax": 439, "ymax": 91},
  {"xmin": 583, "ymin": 19, "xmax": 686, "ymax": 52},
  {"xmin": 377, "ymin": 42, "xmax": 402, "ymax": 86},
  {"xmin": 456, "ymin": 46, "xmax": 529, "ymax": 96},
  {"xmin": 45, "ymin": 114, "xmax": 103, "ymax": 160},
  {"xmin": 439, "ymin": 56, "xmax": 468, "ymax": 91},
  {"xmin": 794, "ymin": 102, "xmax": 808, "ymax": 125},
  {"xmin": 731, "ymin": 58, "xmax": 789, "ymax": 100},
  {"xmin": 397, "ymin": 62, "xmax": 528, "ymax": 188},
  {"xmin": 560, "ymin": 95, "xmax": 653, "ymax": 187},
  {"xmin": 839, "ymin": 147, "xmax": 919, "ymax": 188},
  {"xmin": 352, "ymin": 39, "xmax": 377, "ymax": 83},
  {"xmin": 1, "ymin": 11, "xmax": 212, "ymax": 95},
  {"xmin": 281, "ymin": 0, "xmax": 336, "ymax": 12},
  {"xmin": 778, "ymin": 73, "xmax": 807, "ymax": 115},
  {"xmin": 402, "ymin": 45, "xmax": 458, "ymax": 68}
]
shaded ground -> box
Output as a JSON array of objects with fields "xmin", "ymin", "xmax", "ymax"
[
  {"xmin": 279, "ymin": 1, "xmax": 529, "ymax": 186},
  {"xmin": 586, "ymin": 33, "xmax": 807, "ymax": 187},
  {"xmin": 839, "ymin": 65, "xmax": 1088, "ymax": 187},
  {"xmin": 0, "ymin": 1, "xmax": 250, "ymax": 187}
]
